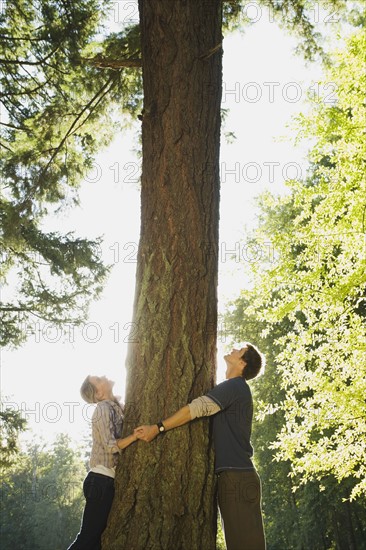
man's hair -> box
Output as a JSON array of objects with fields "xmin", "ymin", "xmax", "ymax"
[
  {"xmin": 241, "ymin": 343, "xmax": 265, "ymax": 380},
  {"xmin": 80, "ymin": 376, "xmax": 98, "ymax": 404}
]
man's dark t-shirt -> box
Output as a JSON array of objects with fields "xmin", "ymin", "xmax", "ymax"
[{"xmin": 207, "ymin": 377, "xmax": 254, "ymax": 473}]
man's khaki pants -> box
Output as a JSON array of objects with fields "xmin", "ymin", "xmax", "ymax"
[{"xmin": 218, "ymin": 469, "xmax": 266, "ymax": 550}]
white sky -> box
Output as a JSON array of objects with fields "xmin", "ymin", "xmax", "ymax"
[{"xmin": 2, "ymin": 4, "xmax": 335, "ymax": 447}]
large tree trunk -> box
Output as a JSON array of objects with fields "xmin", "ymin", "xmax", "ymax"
[{"xmin": 103, "ymin": 1, "xmax": 222, "ymax": 549}]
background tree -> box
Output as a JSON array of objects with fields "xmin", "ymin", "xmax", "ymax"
[
  {"xmin": 0, "ymin": 398, "xmax": 27, "ymax": 470},
  {"xmin": 223, "ymin": 21, "xmax": 366, "ymax": 549},
  {"xmin": 254, "ymin": 25, "xmax": 365, "ymax": 500},
  {"xmin": 0, "ymin": 434, "xmax": 87, "ymax": 550},
  {"xmin": 0, "ymin": 0, "xmax": 142, "ymax": 347},
  {"xmin": 1, "ymin": 0, "xmax": 353, "ymax": 349},
  {"xmin": 224, "ymin": 293, "xmax": 366, "ymax": 549}
]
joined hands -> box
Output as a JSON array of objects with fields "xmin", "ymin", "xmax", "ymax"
[{"xmin": 134, "ymin": 424, "xmax": 159, "ymax": 442}]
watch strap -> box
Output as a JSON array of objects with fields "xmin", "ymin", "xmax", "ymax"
[{"xmin": 157, "ymin": 421, "xmax": 165, "ymax": 434}]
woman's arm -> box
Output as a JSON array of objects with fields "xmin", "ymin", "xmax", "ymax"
[
  {"xmin": 116, "ymin": 432, "xmax": 138, "ymax": 450},
  {"xmin": 95, "ymin": 402, "xmax": 137, "ymax": 453}
]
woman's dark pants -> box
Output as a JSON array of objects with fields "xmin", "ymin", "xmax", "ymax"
[{"xmin": 67, "ymin": 472, "xmax": 114, "ymax": 550}]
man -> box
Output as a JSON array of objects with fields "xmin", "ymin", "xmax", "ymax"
[
  {"xmin": 135, "ymin": 343, "xmax": 266, "ymax": 550},
  {"xmin": 68, "ymin": 375, "xmax": 137, "ymax": 550}
]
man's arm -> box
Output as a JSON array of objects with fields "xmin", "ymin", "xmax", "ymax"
[
  {"xmin": 134, "ymin": 405, "xmax": 192, "ymax": 442},
  {"xmin": 134, "ymin": 396, "xmax": 220, "ymax": 442}
]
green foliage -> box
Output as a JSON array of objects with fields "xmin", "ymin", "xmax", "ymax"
[
  {"xmin": 0, "ymin": 398, "xmax": 27, "ymax": 470},
  {"xmin": 216, "ymin": 516, "xmax": 226, "ymax": 550},
  {"xmin": 224, "ymin": 0, "xmax": 355, "ymax": 60},
  {"xmin": 0, "ymin": 0, "xmax": 142, "ymax": 347},
  {"xmin": 263, "ymin": 0, "xmax": 347, "ymax": 59},
  {"xmin": 256, "ymin": 27, "xmax": 366, "ymax": 501},
  {"xmin": 222, "ymin": 21, "xmax": 366, "ymax": 548},
  {"xmin": 0, "ymin": 433, "xmax": 87, "ymax": 550},
  {"xmin": 0, "ymin": 0, "xmax": 357, "ymax": 350},
  {"xmin": 223, "ymin": 294, "xmax": 366, "ymax": 548}
]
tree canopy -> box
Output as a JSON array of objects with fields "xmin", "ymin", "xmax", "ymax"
[
  {"xmin": 0, "ymin": 433, "xmax": 86, "ymax": 550},
  {"xmin": 224, "ymin": 24, "xmax": 366, "ymax": 501},
  {"xmin": 0, "ymin": 398, "xmax": 27, "ymax": 470},
  {"xmin": 0, "ymin": 0, "xmax": 141, "ymax": 346},
  {"xmin": 1, "ymin": 0, "xmax": 357, "ymax": 348}
]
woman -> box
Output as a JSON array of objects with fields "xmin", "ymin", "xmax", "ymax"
[{"xmin": 68, "ymin": 375, "xmax": 136, "ymax": 550}]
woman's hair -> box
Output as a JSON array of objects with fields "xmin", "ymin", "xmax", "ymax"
[
  {"xmin": 241, "ymin": 343, "xmax": 266, "ymax": 380},
  {"xmin": 80, "ymin": 375, "xmax": 98, "ymax": 404}
]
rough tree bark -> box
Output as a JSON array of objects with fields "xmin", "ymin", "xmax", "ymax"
[{"xmin": 103, "ymin": 1, "xmax": 222, "ymax": 548}]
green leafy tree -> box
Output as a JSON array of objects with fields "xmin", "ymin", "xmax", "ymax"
[
  {"xmin": 223, "ymin": 294, "xmax": 366, "ymax": 548},
  {"xmin": 221, "ymin": 20, "xmax": 366, "ymax": 548},
  {"xmin": 0, "ymin": 434, "xmax": 87, "ymax": 550},
  {"xmin": 31, "ymin": 434, "xmax": 87, "ymax": 550},
  {"xmin": 245, "ymin": 26, "xmax": 366, "ymax": 501},
  {"xmin": 0, "ymin": 398, "xmax": 27, "ymax": 470},
  {"xmin": 0, "ymin": 0, "xmax": 354, "ymax": 351},
  {"xmin": 0, "ymin": 453, "xmax": 38, "ymax": 549}
]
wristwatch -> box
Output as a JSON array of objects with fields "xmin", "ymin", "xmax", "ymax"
[{"xmin": 157, "ymin": 421, "xmax": 166, "ymax": 434}]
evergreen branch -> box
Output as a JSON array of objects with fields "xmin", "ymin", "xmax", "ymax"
[
  {"xmin": 0, "ymin": 35, "xmax": 45, "ymax": 42},
  {"xmin": 38, "ymin": 60, "xmax": 71, "ymax": 75},
  {"xmin": 35, "ymin": 75, "xmax": 118, "ymax": 184},
  {"xmin": 0, "ymin": 305, "xmax": 84, "ymax": 324},
  {"xmin": 15, "ymin": 64, "xmax": 43, "ymax": 87},
  {"xmin": 72, "ymin": 76, "xmax": 119, "ymax": 134},
  {"xmin": 4, "ymin": 63, "xmax": 51, "ymax": 106},
  {"xmin": 7, "ymin": 63, "xmax": 54, "ymax": 107},
  {"xmin": 0, "ymin": 306, "xmax": 35, "ymax": 312},
  {"xmin": 1, "ymin": 78, "xmax": 52, "ymax": 98},
  {"xmin": 1, "ymin": 95, "xmax": 28, "ymax": 121},
  {"xmin": 0, "ymin": 58, "xmax": 45, "ymax": 66},
  {"xmin": 82, "ymin": 56, "xmax": 142, "ymax": 69},
  {"xmin": 0, "ymin": 44, "xmax": 60, "ymax": 66}
]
